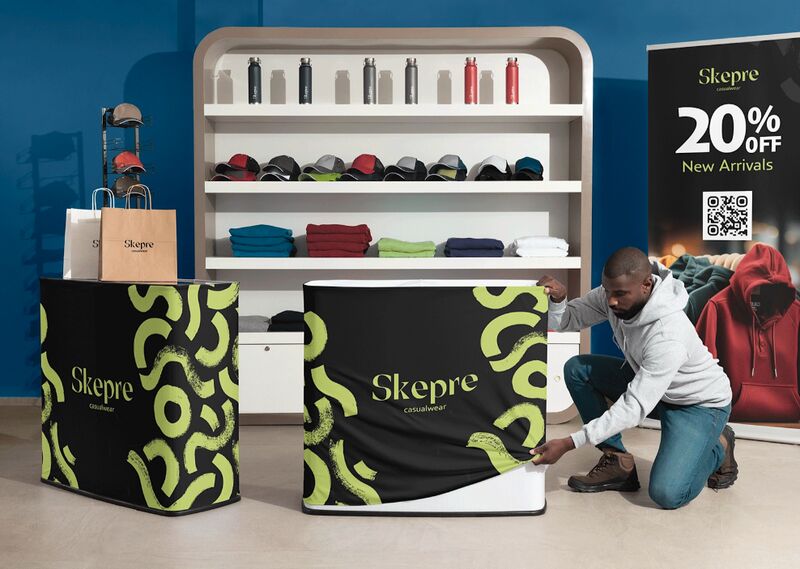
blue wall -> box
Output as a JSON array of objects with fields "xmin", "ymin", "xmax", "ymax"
[{"xmin": 2, "ymin": 1, "xmax": 799, "ymax": 396}]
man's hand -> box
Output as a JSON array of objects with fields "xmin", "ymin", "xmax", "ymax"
[
  {"xmin": 530, "ymin": 436, "xmax": 575, "ymax": 465},
  {"xmin": 538, "ymin": 275, "xmax": 567, "ymax": 303}
]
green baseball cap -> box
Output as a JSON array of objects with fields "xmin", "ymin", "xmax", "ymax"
[{"xmin": 299, "ymin": 172, "xmax": 342, "ymax": 182}]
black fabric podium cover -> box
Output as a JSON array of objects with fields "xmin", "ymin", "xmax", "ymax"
[
  {"xmin": 40, "ymin": 278, "xmax": 240, "ymax": 515},
  {"xmin": 302, "ymin": 284, "xmax": 548, "ymax": 507}
]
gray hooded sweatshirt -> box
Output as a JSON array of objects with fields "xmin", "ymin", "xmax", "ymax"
[{"xmin": 549, "ymin": 262, "xmax": 732, "ymax": 449}]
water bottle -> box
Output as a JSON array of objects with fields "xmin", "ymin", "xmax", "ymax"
[
  {"xmin": 465, "ymin": 57, "xmax": 478, "ymax": 104},
  {"xmin": 363, "ymin": 58, "xmax": 377, "ymax": 104},
  {"xmin": 506, "ymin": 57, "xmax": 519, "ymax": 104},
  {"xmin": 405, "ymin": 58, "xmax": 418, "ymax": 104},
  {"xmin": 299, "ymin": 58, "xmax": 312, "ymax": 105},
  {"xmin": 248, "ymin": 57, "xmax": 261, "ymax": 104}
]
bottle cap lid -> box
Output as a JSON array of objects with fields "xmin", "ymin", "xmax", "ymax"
[
  {"xmin": 249, "ymin": 57, "xmax": 261, "ymax": 64},
  {"xmin": 406, "ymin": 57, "xmax": 417, "ymax": 65},
  {"xmin": 365, "ymin": 57, "xmax": 375, "ymax": 65},
  {"xmin": 300, "ymin": 57, "xmax": 311, "ymax": 64},
  {"xmin": 466, "ymin": 57, "xmax": 476, "ymax": 64},
  {"xmin": 508, "ymin": 57, "xmax": 518, "ymax": 63}
]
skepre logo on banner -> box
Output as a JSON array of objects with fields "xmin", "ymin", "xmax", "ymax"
[
  {"xmin": 71, "ymin": 365, "xmax": 134, "ymax": 412},
  {"xmin": 698, "ymin": 67, "xmax": 759, "ymax": 91},
  {"xmin": 124, "ymin": 239, "xmax": 154, "ymax": 252},
  {"xmin": 372, "ymin": 372, "xmax": 479, "ymax": 413}
]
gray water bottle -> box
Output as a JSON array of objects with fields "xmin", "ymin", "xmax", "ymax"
[
  {"xmin": 248, "ymin": 57, "xmax": 261, "ymax": 104},
  {"xmin": 363, "ymin": 58, "xmax": 376, "ymax": 104},
  {"xmin": 299, "ymin": 58, "xmax": 312, "ymax": 104},
  {"xmin": 405, "ymin": 58, "xmax": 418, "ymax": 104}
]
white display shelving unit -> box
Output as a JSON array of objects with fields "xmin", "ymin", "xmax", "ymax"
[{"xmin": 193, "ymin": 27, "xmax": 593, "ymax": 423}]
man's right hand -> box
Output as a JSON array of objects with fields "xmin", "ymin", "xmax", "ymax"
[{"xmin": 538, "ymin": 275, "xmax": 567, "ymax": 303}]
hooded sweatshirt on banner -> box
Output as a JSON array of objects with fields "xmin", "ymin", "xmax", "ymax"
[
  {"xmin": 696, "ymin": 244, "xmax": 800, "ymax": 422},
  {"xmin": 549, "ymin": 262, "xmax": 732, "ymax": 448}
]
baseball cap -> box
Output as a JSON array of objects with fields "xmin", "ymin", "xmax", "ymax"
[
  {"xmin": 340, "ymin": 154, "xmax": 385, "ymax": 181},
  {"xmin": 261, "ymin": 155, "xmax": 301, "ymax": 181},
  {"xmin": 215, "ymin": 153, "xmax": 260, "ymax": 174},
  {"xmin": 112, "ymin": 175, "xmax": 149, "ymax": 198},
  {"xmin": 302, "ymin": 154, "xmax": 345, "ymax": 175},
  {"xmin": 109, "ymin": 103, "xmax": 143, "ymax": 127},
  {"xmin": 476, "ymin": 155, "xmax": 512, "ymax": 181},
  {"xmin": 112, "ymin": 151, "xmax": 145, "ymax": 174},
  {"xmin": 513, "ymin": 157, "xmax": 544, "ymax": 180},
  {"xmin": 384, "ymin": 156, "xmax": 427, "ymax": 181},
  {"xmin": 298, "ymin": 172, "xmax": 342, "ymax": 182},
  {"xmin": 426, "ymin": 154, "xmax": 467, "ymax": 181},
  {"xmin": 211, "ymin": 170, "xmax": 258, "ymax": 182}
]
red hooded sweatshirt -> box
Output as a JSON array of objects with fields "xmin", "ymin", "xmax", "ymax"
[{"xmin": 696, "ymin": 244, "xmax": 800, "ymax": 422}]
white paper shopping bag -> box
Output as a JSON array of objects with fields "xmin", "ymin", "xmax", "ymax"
[{"xmin": 63, "ymin": 188, "xmax": 114, "ymax": 279}]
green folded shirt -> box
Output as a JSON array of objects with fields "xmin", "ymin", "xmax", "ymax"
[
  {"xmin": 378, "ymin": 237, "xmax": 436, "ymax": 254},
  {"xmin": 379, "ymin": 250, "xmax": 436, "ymax": 258}
]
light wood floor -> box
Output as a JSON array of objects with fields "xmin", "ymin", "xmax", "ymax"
[{"xmin": 1, "ymin": 405, "xmax": 799, "ymax": 569}]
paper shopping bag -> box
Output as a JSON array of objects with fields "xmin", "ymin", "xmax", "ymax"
[
  {"xmin": 99, "ymin": 190, "xmax": 177, "ymax": 282},
  {"xmin": 63, "ymin": 188, "xmax": 114, "ymax": 279}
]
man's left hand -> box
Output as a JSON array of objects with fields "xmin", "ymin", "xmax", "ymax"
[{"xmin": 530, "ymin": 437, "xmax": 576, "ymax": 465}]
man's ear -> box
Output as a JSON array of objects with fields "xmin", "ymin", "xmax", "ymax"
[{"xmin": 642, "ymin": 274, "xmax": 654, "ymax": 292}]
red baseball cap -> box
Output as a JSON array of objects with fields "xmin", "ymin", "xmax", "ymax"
[
  {"xmin": 112, "ymin": 151, "xmax": 145, "ymax": 174},
  {"xmin": 215, "ymin": 153, "xmax": 260, "ymax": 174},
  {"xmin": 340, "ymin": 154, "xmax": 385, "ymax": 181},
  {"xmin": 211, "ymin": 170, "xmax": 258, "ymax": 182}
]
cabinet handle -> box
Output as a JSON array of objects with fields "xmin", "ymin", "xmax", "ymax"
[
  {"xmin": 264, "ymin": 346, "xmax": 271, "ymax": 352},
  {"xmin": 554, "ymin": 375, "xmax": 562, "ymax": 382}
]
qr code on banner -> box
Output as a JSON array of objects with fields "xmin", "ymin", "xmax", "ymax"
[{"xmin": 703, "ymin": 191, "xmax": 752, "ymax": 241}]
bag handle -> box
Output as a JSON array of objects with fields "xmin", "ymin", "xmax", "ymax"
[
  {"xmin": 91, "ymin": 187, "xmax": 115, "ymax": 210},
  {"xmin": 124, "ymin": 184, "xmax": 153, "ymax": 210}
]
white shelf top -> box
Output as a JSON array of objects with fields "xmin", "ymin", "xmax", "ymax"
[
  {"xmin": 204, "ymin": 103, "xmax": 583, "ymax": 124},
  {"xmin": 207, "ymin": 256, "xmax": 581, "ymax": 271},
  {"xmin": 205, "ymin": 180, "xmax": 581, "ymax": 194},
  {"xmin": 238, "ymin": 330, "xmax": 580, "ymax": 345}
]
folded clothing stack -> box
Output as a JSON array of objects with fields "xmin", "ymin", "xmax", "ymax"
[
  {"xmin": 306, "ymin": 224, "xmax": 372, "ymax": 257},
  {"xmin": 240, "ymin": 315, "xmax": 270, "ymax": 333},
  {"xmin": 444, "ymin": 238, "xmax": 505, "ymax": 258},
  {"xmin": 229, "ymin": 224, "xmax": 296, "ymax": 257},
  {"xmin": 378, "ymin": 237, "xmax": 436, "ymax": 258},
  {"xmin": 268, "ymin": 310, "xmax": 304, "ymax": 332},
  {"xmin": 511, "ymin": 236, "xmax": 569, "ymax": 258}
]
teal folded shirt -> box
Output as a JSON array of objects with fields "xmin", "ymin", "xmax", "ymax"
[
  {"xmin": 232, "ymin": 241, "xmax": 295, "ymax": 253},
  {"xmin": 232, "ymin": 247, "xmax": 296, "ymax": 258},
  {"xmin": 230, "ymin": 235, "xmax": 295, "ymax": 246},
  {"xmin": 229, "ymin": 224, "xmax": 293, "ymax": 238}
]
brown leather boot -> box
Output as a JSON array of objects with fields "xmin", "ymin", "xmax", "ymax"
[
  {"xmin": 707, "ymin": 425, "xmax": 738, "ymax": 490},
  {"xmin": 568, "ymin": 448, "xmax": 640, "ymax": 493}
]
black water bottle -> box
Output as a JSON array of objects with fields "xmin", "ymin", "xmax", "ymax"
[
  {"xmin": 299, "ymin": 58, "xmax": 312, "ymax": 104},
  {"xmin": 248, "ymin": 57, "xmax": 261, "ymax": 104}
]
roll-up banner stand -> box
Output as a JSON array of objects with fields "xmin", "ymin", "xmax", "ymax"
[
  {"xmin": 39, "ymin": 278, "xmax": 241, "ymax": 514},
  {"xmin": 301, "ymin": 280, "xmax": 549, "ymax": 515},
  {"xmin": 648, "ymin": 33, "xmax": 800, "ymax": 444}
]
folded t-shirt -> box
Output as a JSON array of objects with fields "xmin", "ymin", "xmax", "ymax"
[
  {"xmin": 445, "ymin": 248, "xmax": 504, "ymax": 258},
  {"xmin": 307, "ymin": 249, "xmax": 367, "ymax": 258},
  {"xmin": 240, "ymin": 315, "xmax": 270, "ymax": 332},
  {"xmin": 307, "ymin": 241, "xmax": 369, "ymax": 253},
  {"xmin": 307, "ymin": 223, "xmax": 372, "ymax": 241},
  {"xmin": 232, "ymin": 241, "xmax": 296, "ymax": 253},
  {"xmin": 230, "ymin": 235, "xmax": 294, "ymax": 246},
  {"xmin": 513, "ymin": 248, "xmax": 569, "ymax": 258},
  {"xmin": 271, "ymin": 310, "xmax": 304, "ymax": 323},
  {"xmin": 229, "ymin": 224, "xmax": 293, "ymax": 238},
  {"xmin": 445, "ymin": 237, "xmax": 504, "ymax": 251},
  {"xmin": 512, "ymin": 236, "xmax": 568, "ymax": 251},
  {"xmin": 232, "ymin": 247, "xmax": 296, "ymax": 258},
  {"xmin": 379, "ymin": 250, "xmax": 436, "ymax": 258},
  {"xmin": 378, "ymin": 237, "xmax": 436, "ymax": 254},
  {"xmin": 306, "ymin": 233, "xmax": 372, "ymax": 244}
]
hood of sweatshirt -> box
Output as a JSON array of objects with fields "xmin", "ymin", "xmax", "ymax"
[{"xmin": 730, "ymin": 243, "xmax": 795, "ymax": 328}]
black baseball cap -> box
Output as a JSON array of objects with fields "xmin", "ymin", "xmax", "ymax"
[
  {"xmin": 426, "ymin": 154, "xmax": 467, "ymax": 181},
  {"xmin": 215, "ymin": 153, "xmax": 260, "ymax": 174},
  {"xmin": 384, "ymin": 156, "xmax": 427, "ymax": 181},
  {"xmin": 340, "ymin": 154, "xmax": 385, "ymax": 181},
  {"xmin": 261, "ymin": 155, "xmax": 301, "ymax": 181},
  {"xmin": 476, "ymin": 155, "xmax": 512, "ymax": 181}
]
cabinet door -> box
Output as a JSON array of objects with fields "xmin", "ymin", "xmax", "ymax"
[
  {"xmin": 238, "ymin": 344, "xmax": 303, "ymax": 414},
  {"xmin": 546, "ymin": 343, "xmax": 579, "ymax": 423}
]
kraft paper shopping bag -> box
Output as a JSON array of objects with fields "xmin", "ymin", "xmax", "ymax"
[
  {"xmin": 63, "ymin": 188, "xmax": 115, "ymax": 280},
  {"xmin": 99, "ymin": 188, "xmax": 177, "ymax": 282}
]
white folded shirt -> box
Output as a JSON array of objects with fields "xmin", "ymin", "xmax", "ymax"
[
  {"xmin": 513, "ymin": 248, "xmax": 569, "ymax": 258},
  {"xmin": 512, "ymin": 235, "xmax": 569, "ymax": 251}
]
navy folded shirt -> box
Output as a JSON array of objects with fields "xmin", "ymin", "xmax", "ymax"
[
  {"xmin": 445, "ymin": 237, "xmax": 504, "ymax": 251},
  {"xmin": 445, "ymin": 248, "xmax": 504, "ymax": 258}
]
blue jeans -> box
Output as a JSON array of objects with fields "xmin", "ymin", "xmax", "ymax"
[{"xmin": 564, "ymin": 354, "xmax": 731, "ymax": 509}]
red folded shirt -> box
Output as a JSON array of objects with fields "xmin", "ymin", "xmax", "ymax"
[
  {"xmin": 306, "ymin": 233, "xmax": 372, "ymax": 244},
  {"xmin": 307, "ymin": 249, "xmax": 367, "ymax": 258},
  {"xmin": 306, "ymin": 224, "xmax": 373, "ymax": 241},
  {"xmin": 307, "ymin": 242, "xmax": 369, "ymax": 253}
]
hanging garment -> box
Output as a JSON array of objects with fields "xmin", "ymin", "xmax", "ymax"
[
  {"xmin": 696, "ymin": 244, "xmax": 800, "ymax": 422},
  {"xmin": 684, "ymin": 264, "xmax": 734, "ymax": 325}
]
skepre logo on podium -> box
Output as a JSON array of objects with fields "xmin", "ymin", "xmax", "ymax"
[{"xmin": 71, "ymin": 366, "xmax": 134, "ymax": 406}]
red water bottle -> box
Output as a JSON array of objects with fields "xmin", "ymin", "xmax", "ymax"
[
  {"xmin": 506, "ymin": 57, "xmax": 519, "ymax": 104},
  {"xmin": 465, "ymin": 57, "xmax": 478, "ymax": 104}
]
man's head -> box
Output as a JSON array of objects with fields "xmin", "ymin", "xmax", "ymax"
[{"xmin": 602, "ymin": 247, "xmax": 654, "ymax": 320}]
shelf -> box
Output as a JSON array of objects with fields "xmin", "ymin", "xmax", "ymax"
[
  {"xmin": 207, "ymin": 256, "xmax": 581, "ymax": 271},
  {"xmin": 204, "ymin": 103, "xmax": 584, "ymax": 124},
  {"xmin": 205, "ymin": 180, "xmax": 581, "ymax": 194},
  {"xmin": 238, "ymin": 330, "xmax": 581, "ymax": 345}
]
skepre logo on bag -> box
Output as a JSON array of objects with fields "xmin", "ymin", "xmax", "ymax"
[
  {"xmin": 698, "ymin": 67, "xmax": 759, "ymax": 91},
  {"xmin": 70, "ymin": 365, "xmax": 134, "ymax": 410},
  {"xmin": 124, "ymin": 239, "xmax": 154, "ymax": 252},
  {"xmin": 372, "ymin": 372, "xmax": 479, "ymax": 405},
  {"xmin": 92, "ymin": 239, "xmax": 99, "ymax": 248}
]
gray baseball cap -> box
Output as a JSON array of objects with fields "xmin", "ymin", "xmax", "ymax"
[
  {"xmin": 384, "ymin": 156, "xmax": 427, "ymax": 181},
  {"xmin": 109, "ymin": 103, "xmax": 143, "ymax": 127},
  {"xmin": 426, "ymin": 154, "xmax": 467, "ymax": 181},
  {"xmin": 302, "ymin": 154, "xmax": 345, "ymax": 175},
  {"xmin": 476, "ymin": 155, "xmax": 511, "ymax": 181}
]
